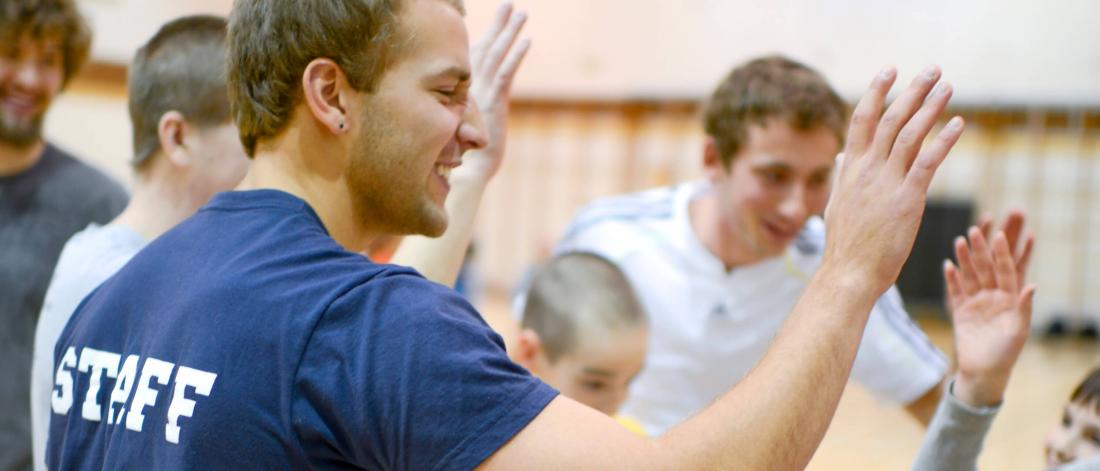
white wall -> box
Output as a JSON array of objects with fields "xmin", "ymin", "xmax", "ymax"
[
  {"xmin": 81, "ymin": 0, "xmax": 230, "ymax": 63},
  {"xmin": 80, "ymin": 0, "xmax": 1099, "ymax": 105},
  {"xmin": 462, "ymin": 0, "xmax": 1100, "ymax": 105},
  {"xmin": 44, "ymin": 87, "xmax": 132, "ymax": 186}
]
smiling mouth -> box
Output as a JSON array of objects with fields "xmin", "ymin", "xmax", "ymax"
[
  {"xmin": 762, "ymin": 220, "xmax": 798, "ymax": 240},
  {"xmin": 433, "ymin": 164, "xmax": 452, "ymax": 181},
  {"xmin": 1, "ymin": 93, "xmax": 43, "ymax": 119}
]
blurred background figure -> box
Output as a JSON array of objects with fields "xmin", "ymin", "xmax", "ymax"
[
  {"xmin": 0, "ymin": 1, "xmax": 127, "ymax": 469},
  {"xmin": 29, "ymin": 14, "xmax": 247, "ymax": 471}
]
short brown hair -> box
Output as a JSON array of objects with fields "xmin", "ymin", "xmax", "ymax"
[
  {"xmin": 0, "ymin": 0, "xmax": 92, "ymax": 85},
  {"xmin": 522, "ymin": 253, "xmax": 646, "ymax": 363},
  {"xmin": 1070, "ymin": 367, "xmax": 1100, "ymax": 413},
  {"xmin": 224, "ymin": 1, "xmax": 382, "ymax": 156},
  {"xmin": 703, "ymin": 55, "xmax": 848, "ymax": 168},
  {"xmin": 128, "ymin": 15, "xmax": 230, "ymax": 168}
]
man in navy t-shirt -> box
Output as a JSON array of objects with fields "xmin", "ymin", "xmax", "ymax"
[
  {"xmin": 49, "ymin": 188, "xmax": 553, "ymax": 469},
  {"xmin": 48, "ymin": 0, "xmax": 978, "ymax": 469}
]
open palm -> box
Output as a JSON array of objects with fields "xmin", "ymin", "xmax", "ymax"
[{"xmin": 945, "ymin": 226, "xmax": 1035, "ymax": 407}]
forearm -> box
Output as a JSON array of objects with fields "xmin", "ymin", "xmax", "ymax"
[
  {"xmin": 910, "ymin": 379, "xmax": 999, "ymax": 471},
  {"xmin": 391, "ymin": 174, "xmax": 489, "ymax": 286},
  {"xmin": 653, "ymin": 266, "xmax": 881, "ymax": 469}
]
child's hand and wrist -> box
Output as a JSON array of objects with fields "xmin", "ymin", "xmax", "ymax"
[{"xmin": 953, "ymin": 371, "xmax": 1006, "ymax": 409}]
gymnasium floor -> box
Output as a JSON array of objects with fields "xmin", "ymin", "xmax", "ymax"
[
  {"xmin": 811, "ymin": 318, "xmax": 1095, "ymax": 470},
  {"xmin": 477, "ymin": 295, "xmax": 1098, "ymax": 470}
]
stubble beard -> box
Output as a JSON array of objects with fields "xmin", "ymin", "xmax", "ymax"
[
  {"xmin": 346, "ymin": 107, "xmax": 448, "ymax": 238},
  {"xmin": 0, "ymin": 110, "xmax": 44, "ymax": 148}
]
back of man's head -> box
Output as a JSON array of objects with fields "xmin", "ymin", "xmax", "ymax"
[
  {"xmin": 228, "ymin": 0, "xmax": 395, "ymax": 158},
  {"xmin": 703, "ymin": 55, "xmax": 848, "ymax": 168},
  {"xmin": 522, "ymin": 253, "xmax": 646, "ymax": 362},
  {"xmin": 226, "ymin": 0, "xmax": 467, "ymax": 157},
  {"xmin": 128, "ymin": 15, "xmax": 230, "ymax": 168},
  {"xmin": 0, "ymin": 0, "xmax": 91, "ymax": 86}
]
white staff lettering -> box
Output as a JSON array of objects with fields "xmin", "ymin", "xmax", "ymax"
[
  {"xmin": 51, "ymin": 347, "xmax": 78, "ymax": 414},
  {"xmin": 78, "ymin": 348, "xmax": 121, "ymax": 422},
  {"xmin": 52, "ymin": 346, "xmax": 218, "ymax": 444}
]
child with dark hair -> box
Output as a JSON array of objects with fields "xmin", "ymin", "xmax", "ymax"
[{"xmin": 1045, "ymin": 368, "xmax": 1100, "ymax": 468}]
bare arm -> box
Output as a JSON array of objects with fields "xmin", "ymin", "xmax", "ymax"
[
  {"xmin": 482, "ymin": 66, "xmax": 965, "ymax": 470},
  {"xmin": 392, "ymin": 4, "xmax": 530, "ymax": 285}
]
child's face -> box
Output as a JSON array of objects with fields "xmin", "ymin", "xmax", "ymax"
[
  {"xmin": 540, "ymin": 326, "xmax": 648, "ymax": 416},
  {"xmin": 1045, "ymin": 399, "xmax": 1100, "ymax": 467}
]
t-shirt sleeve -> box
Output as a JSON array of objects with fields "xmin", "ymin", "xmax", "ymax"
[
  {"xmin": 851, "ymin": 285, "xmax": 949, "ymax": 404},
  {"xmin": 292, "ymin": 272, "xmax": 558, "ymax": 470}
]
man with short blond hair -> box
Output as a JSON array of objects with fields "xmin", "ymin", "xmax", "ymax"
[
  {"xmin": 49, "ymin": 0, "xmax": 965, "ymax": 469},
  {"xmin": 0, "ymin": 1, "xmax": 127, "ymax": 468}
]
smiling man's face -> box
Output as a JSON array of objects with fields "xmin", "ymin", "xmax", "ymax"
[
  {"xmin": 0, "ymin": 32, "xmax": 64, "ymax": 148},
  {"xmin": 707, "ymin": 119, "xmax": 839, "ymax": 262},
  {"xmin": 345, "ymin": 0, "xmax": 485, "ymax": 237}
]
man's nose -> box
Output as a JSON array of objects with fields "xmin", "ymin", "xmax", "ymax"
[{"xmin": 458, "ymin": 103, "xmax": 488, "ymax": 151}]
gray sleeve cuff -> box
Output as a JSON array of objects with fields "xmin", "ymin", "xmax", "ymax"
[
  {"xmin": 910, "ymin": 379, "xmax": 1000, "ymax": 471},
  {"xmin": 1057, "ymin": 456, "xmax": 1100, "ymax": 471}
]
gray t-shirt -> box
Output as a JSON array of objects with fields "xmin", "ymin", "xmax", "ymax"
[
  {"xmin": 0, "ymin": 144, "xmax": 127, "ymax": 471},
  {"xmin": 30, "ymin": 223, "xmax": 144, "ymax": 471}
]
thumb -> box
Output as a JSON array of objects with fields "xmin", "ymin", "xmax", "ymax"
[{"xmin": 1018, "ymin": 284, "xmax": 1036, "ymax": 330}]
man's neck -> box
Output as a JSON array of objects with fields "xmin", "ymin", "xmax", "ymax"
[
  {"xmin": 0, "ymin": 139, "xmax": 46, "ymax": 177},
  {"xmin": 688, "ymin": 191, "xmax": 767, "ymax": 272},
  {"xmin": 240, "ymin": 138, "xmax": 375, "ymax": 252},
  {"xmin": 110, "ymin": 180, "xmax": 197, "ymax": 242}
]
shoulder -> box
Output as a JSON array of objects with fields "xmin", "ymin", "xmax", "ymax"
[
  {"xmin": 54, "ymin": 225, "xmax": 143, "ymax": 279},
  {"xmin": 43, "ymin": 144, "xmax": 129, "ymax": 214},
  {"xmin": 566, "ymin": 185, "xmax": 678, "ymax": 235},
  {"xmin": 325, "ymin": 267, "xmax": 493, "ymax": 335},
  {"xmin": 558, "ymin": 185, "xmax": 682, "ymax": 256},
  {"xmin": 792, "ymin": 216, "xmax": 826, "ymax": 257}
]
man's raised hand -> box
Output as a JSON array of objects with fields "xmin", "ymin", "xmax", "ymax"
[{"xmin": 823, "ymin": 66, "xmax": 965, "ymax": 294}]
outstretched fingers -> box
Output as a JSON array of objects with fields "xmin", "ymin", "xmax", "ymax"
[
  {"xmin": 845, "ymin": 67, "xmax": 897, "ymax": 160},
  {"xmin": 968, "ymin": 227, "xmax": 997, "ymax": 290},
  {"xmin": 954, "ymin": 235, "xmax": 980, "ymax": 296},
  {"xmin": 1016, "ymin": 233, "xmax": 1035, "ymax": 283},
  {"xmin": 991, "ymin": 233, "xmax": 1019, "ymax": 295},
  {"xmin": 1000, "ymin": 210, "xmax": 1026, "ymax": 252},
  {"xmin": 904, "ymin": 116, "xmax": 964, "ymax": 192},
  {"xmin": 867, "ymin": 65, "xmax": 942, "ymax": 164},
  {"xmin": 481, "ymin": 8, "xmax": 527, "ymax": 79},
  {"xmin": 472, "ymin": 3, "xmax": 514, "ymax": 70},
  {"xmin": 491, "ymin": 38, "xmax": 531, "ymax": 96},
  {"xmin": 943, "ymin": 260, "xmax": 964, "ymax": 308},
  {"xmin": 887, "ymin": 80, "xmax": 952, "ymax": 174}
]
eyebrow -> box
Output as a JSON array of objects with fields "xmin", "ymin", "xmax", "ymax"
[
  {"xmin": 428, "ymin": 66, "xmax": 471, "ymax": 83},
  {"xmin": 751, "ymin": 162, "xmax": 833, "ymax": 174}
]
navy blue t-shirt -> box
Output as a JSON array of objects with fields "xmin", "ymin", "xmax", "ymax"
[{"xmin": 46, "ymin": 190, "xmax": 557, "ymax": 470}]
